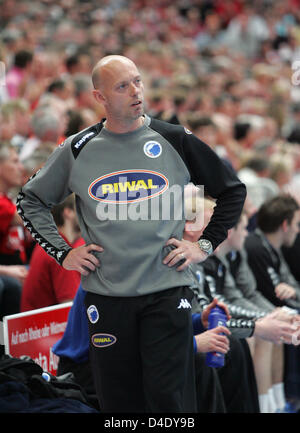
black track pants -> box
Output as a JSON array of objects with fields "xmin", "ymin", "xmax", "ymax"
[{"xmin": 85, "ymin": 286, "xmax": 197, "ymax": 413}]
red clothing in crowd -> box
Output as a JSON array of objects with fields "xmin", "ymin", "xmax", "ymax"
[
  {"xmin": 21, "ymin": 234, "xmax": 84, "ymax": 312},
  {"xmin": 0, "ymin": 193, "xmax": 27, "ymax": 264}
]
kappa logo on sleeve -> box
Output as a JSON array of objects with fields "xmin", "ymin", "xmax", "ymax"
[
  {"xmin": 92, "ymin": 333, "xmax": 117, "ymax": 348},
  {"xmin": 88, "ymin": 169, "xmax": 169, "ymax": 204}
]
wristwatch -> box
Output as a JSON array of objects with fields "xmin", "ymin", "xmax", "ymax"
[{"xmin": 197, "ymin": 239, "xmax": 213, "ymax": 256}]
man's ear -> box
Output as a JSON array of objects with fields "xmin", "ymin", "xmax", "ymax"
[
  {"xmin": 93, "ymin": 89, "xmax": 105, "ymax": 104},
  {"xmin": 282, "ymin": 219, "xmax": 289, "ymax": 232},
  {"xmin": 227, "ymin": 228, "xmax": 234, "ymax": 239}
]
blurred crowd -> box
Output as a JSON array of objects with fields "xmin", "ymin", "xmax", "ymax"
[{"xmin": 1, "ymin": 0, "xmax": 300, "ymax": 208}]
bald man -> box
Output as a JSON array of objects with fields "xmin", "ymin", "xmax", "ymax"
[{"xmin": 17, "ymin": 55, "xmax": 246, "ymax": 412}]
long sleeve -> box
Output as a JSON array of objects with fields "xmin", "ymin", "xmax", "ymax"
[
  {"xmin": 189, "ymin": 263, "xmax": 256, "ymax": 340},
  {"xmin": 16, "ymin": 139, "xmax": 74, "ymax": 265},
  {"xmin": 203, "ymin": 257, "xmax": 266, "ymax": 320},
  {"xmin": 245, "ymin": 231, "xmax": 300, "ymax": 309},
  {"xmin": 231, "ymin": 249, "xmax": 275, "ymax": 313},
  {"xmin": 181, "ymin": 132, "xmax": 247, "ymax": 249},
  {"xmin": 150, "ymin": 119, "xmax": 247, "ymax": 250}
]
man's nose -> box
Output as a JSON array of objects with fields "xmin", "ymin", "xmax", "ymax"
[{"xmin": 129, "ymin": 81, "xmax": 139, "ymax": 96}]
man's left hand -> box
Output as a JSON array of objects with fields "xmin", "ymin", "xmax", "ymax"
[
  {"xmin": 163, "ymin": 238, "xmax": 209, "ymax": 271},
  {"xmin": 201, "ymin": 298, "xmax": 231, "ymax": 329}
]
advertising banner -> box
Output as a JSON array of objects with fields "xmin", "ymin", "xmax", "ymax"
[{"xmin": 3, "ymin": 302, "xmax": 72, "ymax": 375}]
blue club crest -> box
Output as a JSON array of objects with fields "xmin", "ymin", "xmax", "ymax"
[{"xmin": 143, "ymin": 141, "xmax": 162, "ymax": 158}]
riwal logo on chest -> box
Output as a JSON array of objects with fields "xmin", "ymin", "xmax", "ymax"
[
  {"xmin": 88, "ymin": 169, "xmax": 169, "ymax": 204},
  {"xmin": 92, "ymin": 333, "xmax": 117, "ymax": 348}
]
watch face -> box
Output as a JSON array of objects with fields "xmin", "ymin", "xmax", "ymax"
[{"xmin": 199, "ymin": 239, "xmax": 213, "ymax": 253}]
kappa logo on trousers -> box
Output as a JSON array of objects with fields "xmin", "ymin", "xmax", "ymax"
[{"xmin": 177, "ymin": 299, "xmax": 192, "ymax": 309}]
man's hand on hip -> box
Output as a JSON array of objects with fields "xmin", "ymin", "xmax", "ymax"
[
  {"xmin": 163, "ymin": 238, "xmax": 209, "ymax": 271},
  {"xmin": 62, "ymin": 244, "xmax": 103, "ymax": 276}
]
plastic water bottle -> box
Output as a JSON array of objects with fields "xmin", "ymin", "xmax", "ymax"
[{"xmin": 205, "ymin": 306, "xmax": 227, "ymax": 368}]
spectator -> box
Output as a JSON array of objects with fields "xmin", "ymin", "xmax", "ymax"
[
  {"xmin": 221, "ymin": 211, "xmax": 297, "ymax": 413},
  {"xmin": 245, "ymin": 194, "xmax": 300, "ymax": 406},
  {"xmin": 65, "ymin": 52, "xmax": 91, "ymax": 76},
  {"xmin": 0, "ymin": 263, "xmax": 27, "ymax": 321},
  {"xmin": 21, "ymin": 147, "xmax": 55, "ymax": 184},
  {"xmin": 0, "ymin": 142, "xmax": 26, "ymax": 265},
  {"xmin": 184, "ymin": 185, "xmax": 300, "ymax": 412},
  {"xmin": 238, "ymin": 155, "xmax": 279, "ymax": 211},
  {"xmin": 245, "ymin": 194, "xmax": 300, "ymax": 309},
  {"xmin": 7, "ymin": 99, "xmax": 31, "ymax": 152},
  {"xmin": 21, "ymin": 195, "xmax": 83, "ymax": 312},
  {"xmin": 19, "ymin": 106, "xmax": 66, "ymax": 161},
  {"xmin": 46, "ymin": 77, "xmax": 75, "ymax": 110},
  {"xmin": 0, "ymin": 141, "xmax": 27, "ymax": 319},
  {"xmin": 282, "ymin": 232, "xmax": 300, "ymax": 284},
  {"xmin": 5, "ymin": 50, "xmax": 33, "ymax": 99}
]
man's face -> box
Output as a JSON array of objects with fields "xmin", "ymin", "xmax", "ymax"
[
  {"xmin": 283, "ymin": 210, "xmax": 300, "ymax": 247},
  {"xmin": 96, "ymin": 60, "xmax": 144, "ymax": 124},
  {"xmin": 0, "ymin": 148, "xmax": 24, "ymax": 189},
  {"xmin": 229, "ymin": 214, "xmax": 248, "ymax": 251}
]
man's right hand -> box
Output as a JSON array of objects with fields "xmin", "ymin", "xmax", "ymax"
[
  {"xmin": 254, "ymin": 316, "xmax": 300, "ymax": 345},
  {"xmin": 62, "ymin": 244, "xmax": 103, "ymax": 276},
  {"xmin": 275, "ymin": 283, "xmax": 296, "ymax": 300},
  {"xmin": 194, "ymin": 326, "xmax": 231, "ymax": 354}
]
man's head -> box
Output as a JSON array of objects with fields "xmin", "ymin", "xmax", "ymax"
[
  {"xmin": 257, "ymin": 194, "xmax": 300, "ymax": 247},
  {"xmin": 0, "ymin": 142, "xmax": 24, "ymax": 192},
  {"xmin": 51, "ymin": 194, "xmax": 80, "ymax": 238},
  {"xmin": 91, "ymin": 55, "xmax": 144, "ymax": 129},
  {"xmin": 183, "ymin": 183, "xmax": 215, "ymax": 241},
  {"xmin": 226, "ymin": 212, "xmax": 248, "ymax": 252}
]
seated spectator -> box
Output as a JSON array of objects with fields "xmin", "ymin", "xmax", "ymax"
[
  {"xmin": 7, "ymin": 99, "xmax": 31, "ymax": 153},
  {"xmin": 21, "ymin": 147, "xmax": 55, "ymax": 184},
  {"xmin": 47, "ymin": 77, "xmax": 74, "ymax": 101},
  {"xmin": 0, "ymin": 142, "xmax": 27, "ymax": 265},
  {"xmin": 245, "ymin": 194, "xmax": 300, "ymax": 309},
  {"xmin": 183, "ymin": 185, "xmax": 300, "ymax": 412},
  {"xmin": 238, "ymin": 155, "xmax": 279, "ymax": 211},
  {"xmin": 0, "ymin": 264, "xmax": 27, "ymax": 321},
  {"xmin": 282, "ymin": 232, "xmax": 300, "ymax": 284},
  {"xmin": 220, "ymin": 210, "xmax": 297, "ymax": 413},
  {"xmin": 19, "ymin": 106, "xmax": 66, "ymax": 161},
  {"xmin": 0, "ymin": 141, "xmax": 28, "ymax": 319},
  {"xmin": 0, "ymin": 103, "xmax": 17, "ymax": 142},
  {"xmin": 65, "ymin": 109, "xmax": 99, "ymax": 138},
  {"xmin": 21, "ymin": 195, "xmax": 83, "ymax": 312},
  {"xmin": 245, "ymin": 194, "xmax": 300, "ymax": 406},
  {"xmin": 65, "ymin": 52, "xmax": 92, "ymax": 76},
  {"xmin": 5, "ymin": 50, "xmax": 33, "ymax": 99}
]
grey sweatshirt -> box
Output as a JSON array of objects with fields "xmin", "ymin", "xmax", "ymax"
[{"xmin": 17, "ymin": 115, "xmax": 246, "ymax": 297}]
